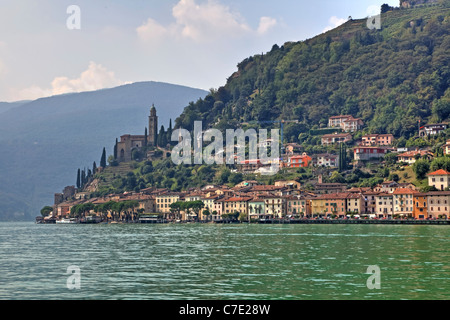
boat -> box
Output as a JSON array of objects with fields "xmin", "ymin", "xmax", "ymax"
[{"xmin": 56, "ymin": 218, "xmax": 78, "ymax": 224}]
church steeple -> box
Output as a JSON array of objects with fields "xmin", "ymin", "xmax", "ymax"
[{"xmin": 148, "ymin": 104, "xmax": 158, "ymax": 147}]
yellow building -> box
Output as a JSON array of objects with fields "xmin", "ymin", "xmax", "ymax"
[{"xmin": 155, "ymin": 192, "xmax": 181, "ymax": 214}]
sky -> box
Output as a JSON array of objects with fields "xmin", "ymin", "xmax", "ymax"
[{"xmin": 0, "ymin": 0, "xmax": 399, "ymax": 102}]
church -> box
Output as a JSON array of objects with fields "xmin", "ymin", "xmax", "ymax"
[{"xmin": 116, "ymin": 105, "xmax": 158, "ymax": 162}]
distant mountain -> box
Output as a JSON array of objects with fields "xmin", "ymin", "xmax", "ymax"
[
  {"xmin": 0, "ymin": 101, "xmax": 30, "ymax": 114},
  {"xmin": 0, "ymin": 81, "xmax": 207, "ymax": 220}
]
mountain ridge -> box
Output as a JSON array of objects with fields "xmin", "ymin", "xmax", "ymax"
[
  {"xmin": 0, "ymin": 81, "xmax": 208, "ymax": 221},
  {"xmin": 174, "ymin": 2, "xmax": 449, "ymax": 143}
]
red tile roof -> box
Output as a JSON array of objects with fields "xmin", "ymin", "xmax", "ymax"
[
  {"xmin": 427, "ymin": 169, "xmax": 450, "ymax": 176},
  {"xmin": 393, "ymin": 188, "xmax": 418, "ymax": 195}
]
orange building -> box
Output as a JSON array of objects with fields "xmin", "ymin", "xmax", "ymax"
[
  {"xmin": 287, "ymin": 153, "xmax": 312, "ymax": 168},
  {"xmin": 413, "ymin": 193, "xmax": 428, "ymax": 219}
]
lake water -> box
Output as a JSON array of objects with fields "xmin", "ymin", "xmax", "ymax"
[{"xmin": 0, "ymin": 222, "xmax": 449, "ymax": 300}]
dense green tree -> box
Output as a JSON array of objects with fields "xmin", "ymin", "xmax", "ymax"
[
  {"xmin": 114, "ymin": 138, "xmax": 118, "ymax": 159},
  {"xmin": 76, "ymin": 168, "xmax": 81, "ymax": 189},
  {"xmin": 100, "ymin": 147, "xmax": 107, "ymax": 168},
  {"xmin": 431, "ymin": 156, "xmax": 450, "ymax": 172},
  {"xmin": 40, "ymin": 206, "xmax": 53, "ymax": 217},
  {"xmin": 144, "ymin": 127, "xmax": 148, "ymax": 146},
  {"xmin": 412, "ymin": 159, "xmax": 431, "ymax": 180}
]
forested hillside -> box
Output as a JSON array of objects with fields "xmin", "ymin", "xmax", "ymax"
[{"xmin": 175, "ymin": 2, "xmax": 450, "ymax": 143}]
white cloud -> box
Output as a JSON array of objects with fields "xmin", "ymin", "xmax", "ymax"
[
  {"xmin": 136, "ymin": 18, "xmax": 169, "ymax": 42},
  {"xmin": 257, "ymin": 17, "xmax": 278, "ymax": 35},
  {"xmin": 137, "ymin": 0, "xmax": 277, "ymax": 43},
  {"xmin": 322, "ymin": 16, "xmax": 347, "ymax": 33},
  {"xmin": 50, "ymin": 61, "xmax": 125, "ymax": 95},
  {"xmin": 172, "ymin": 0, "xmax": 251, "ymax": 42},
  {"xmin": 10, "ymin": 62, "xmax": 127, "ymax": 101}
]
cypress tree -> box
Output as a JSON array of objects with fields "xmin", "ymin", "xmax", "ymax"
[
  {"xmin": 343, "ymin": 144, "xmax": 347, "ymax": 171},
  {"xmin": 167, "ymin": 119, "xmax": 172, "ymax": 144},
  {"xmin": 144, "ymin": 128, "xmax": 148, "ymax": 146},
  {"xmin": 76, "ymin": 168, "xmax": 81, "ymax": 189},
  {"xmin": 114, "ymin": 138, "xmax": 118, "ymax": 159},
  {"xmin": 93, "ymin": 161, "xmax": 97, "ymax": 174},
  {"xmin": 100, "ymin": 147, "xmax": 107, "ymax": 168},
  {"xmin": 81, "ymin": 169, "xmax": 86, "ymax": 188},
  {"xmin": 158, "ymin": 125, "xmax": 166, "ymax": 147}
]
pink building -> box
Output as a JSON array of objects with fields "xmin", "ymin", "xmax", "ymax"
[{"xmin": 361, "ymin": 134, "xmax": 394, "ymax": 146}]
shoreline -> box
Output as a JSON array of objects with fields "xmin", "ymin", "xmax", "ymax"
[{"xmin": 36, "ymin": 218, "xmax": 450, "ymax": 225}]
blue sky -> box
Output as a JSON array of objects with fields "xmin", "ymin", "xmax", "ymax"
[{"xmin": 0, "ymin": 0, "xmax": 398, "ymax": 102}]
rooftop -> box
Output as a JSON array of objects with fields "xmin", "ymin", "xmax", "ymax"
[{"xmin": 427, "ymin": 169, "xmax": 450, "ymax": 176}]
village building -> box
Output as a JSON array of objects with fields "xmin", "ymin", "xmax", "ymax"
[
  {"xmin": 310, "ymin": 193, "xmax": 349, "ymax": 217},
  {"xmin": 201, "ymin": 194, "xmax": 223, "ymax": 221},
  {"xmin": 285, "ymin": 195, "xmax": 309, "ymax": 217},
  {"xmin": 260, "ymin": 194, "xmax": 286, "ymax": 218},
  {"xmin": 427, "ymin": 169, "xmax": 450, "ymax": 191},
  {"xmin": 346, "ymin": 193, "xmax": 364, "ymax": 214},
  {"xmin": 419, "ymin": 123, "xmax": 448, "ymax": 137},
  {"xmin": 393, "ymin": 188, "xmax": 418, "ymax": 217},
  {"xmin": 238, "ymin": 159, "xmax": 264, "ymax": 173},
  {"xmin": 274, "ymin": 180, "xmax": 301, "ymax": 190},
  {"xmin": 413, "ymin": 193, "xmax": 428, "ymax": 220},
  {"xmin": 375, "ymin": 193, "xmax": 394, "ymax": 218},
  {"xmin": 248, "ymin": 198, "xmax": 266, "ymax": 220},
  {"xmin": 286, "ymin": 153, "xmax": 312, "ymax": 168},
  {"xmin": 328, "ymin": 115, "xmax": 364, "ymax": 132},
  {"xmin": 425, "ymin": 191, "xmax": 450, "ymax": 219},
  {"xmin": 362, "ymin": 191, "xmax": 380, "ymax": 214},
  {"xmin": 353, "ymin": 146, "xmax": 388, "ymax": 163},
  {"xmin": 361, "ymin": 134, "xmax": 394, "ymax": 146},
  {"xmin": 220, "ymin": 196, "xmax": 252, "ymax": 216},
  {"xmin": 397, "ymin": 150, "xmax": 434, "ymax": 164},
  {"xmin": 313, "ymin": 153, "xmax": 339, "ymax": 167},
  {"xmin": 374, "ymin": 181, "xmax": 399, "ymax": 194},
  {"xmin": 321, "ymin": 133, "xmax": 352, "ymax": 145},
  {"xmin": 235, "ymin": 180, "xmax": 261, "ymax": 188},
  {"xmin": 155, "ymin": 192, "xmax": 181, "ymax": 214},
  {"xmin": 285, "ymin": 143, "xmax": 302, "ymax": 155},
  {"xmin": 444, "ymin": 140, "xmax": 450, "ymax": 155}
]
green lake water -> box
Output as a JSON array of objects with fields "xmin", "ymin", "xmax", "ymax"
[{"xmin": 0, "ymin": 222, "xmax": 448, "ymax": 300}]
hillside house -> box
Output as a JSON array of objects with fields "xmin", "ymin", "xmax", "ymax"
[
  {"xmin": 321, "ymin": 133, "xmax": 352, "ymax": 145},
  {"xmin": 428, "ymin": 169, "xmax": 450, "ymax": 191},
  {"xmin": 328, "ymin": 115, "xmax": 364, "ymax": 132},
  {"xmin": 361, "ymin": 134, "xmax": 394, "ymax": 146}
]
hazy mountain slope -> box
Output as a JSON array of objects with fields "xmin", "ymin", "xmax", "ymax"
[
  {"xmin": 0, "ymin": 81, "xmax": 207, "ymax": 220},
  {"xmin": 0, "ymin": 101, "xmax": 29, "ymax": 114}
]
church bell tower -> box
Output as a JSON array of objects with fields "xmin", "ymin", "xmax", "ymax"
[{"xmin": 148, "ymin": 105, "xmax": 158, "ymax": 147}]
